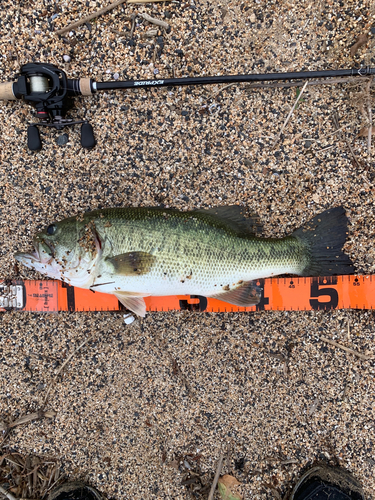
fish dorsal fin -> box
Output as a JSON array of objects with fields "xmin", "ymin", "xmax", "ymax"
[
  {"xmin": 114, "ymin": 291, "xmax": 150, "ymax": 317},
  {"xmin": 208, "ymin": 280, "xmax": 262, "ymax": 307},
  {"xmin": 106, "ymin": 251, "xmax": 156, "ymax": 276},
  {"xmin": 195, "ymin": 206, "xmax": 262, "ymax": 236}
]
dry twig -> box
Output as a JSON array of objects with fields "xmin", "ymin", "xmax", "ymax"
[
  {"xmin": 332, "ymin": 112, "xmax": 361, "ymax": 168},
  {"xmin": 42, "ymin": 336, "xmax": 93, "ymax": 407},
  {"xmin": 0, "ymin": 410, "xmax": 56, "ymax": 432},
  {"xmin": 139, "ymin": 13, "xmax": 169, "ymax": 29},
  {"xmin": 208, "ymin": 454, "xmax": 224, "ymax": 500},
  {"xmin": 0, "ymin": 485, "xmax": 17, "ymax": 500},
  {"xmin": 320, "ymin": 336, "xmax": 373, "ymax": 360},
  {"xmin": 245, "ymin": 76, "xmax": 375, "ymax": 91},
  {"xmin": 366, "ymin": 77, "xmax": 373, "ymax": 161},
  {"xmin": 55, "ymin": 0, "xmax": 172, "ymax": 35},
  {"xmin": 55, "ymin": 0, "xmax": 128, "ymax": 35},
  {"xmin": 272, "ymin": 81, "xmax": 308, "ymax": 147}
]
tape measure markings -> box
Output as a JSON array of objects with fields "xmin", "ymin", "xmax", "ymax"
[{"xmin": 0, "ymin": 275, "xmax": 374, "ymax": 313}]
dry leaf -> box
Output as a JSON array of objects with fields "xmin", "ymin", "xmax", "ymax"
[
  {"xmin": 357, "ymin": 126, "xmax": 374, "ymax": 138},
  {"xmin": 350, "ymin": 33, "xmax": 369, "ymax": 56},
  {"xmin": 218, "ymin": 474, "xmax": 243, "ymax": 500}
]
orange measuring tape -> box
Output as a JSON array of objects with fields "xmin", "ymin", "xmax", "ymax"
[{"xmin": 1, "ymin": 275, "xmax": 374, "ymax": 313}]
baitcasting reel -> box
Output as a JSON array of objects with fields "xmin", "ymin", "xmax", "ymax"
[
  {"xmin": 0, "ymin": 63, "xmax": 96, "ymax": 151},
  {"xmin": 1, "ymin": 62, "xmax": 374, "ymax": 151}
]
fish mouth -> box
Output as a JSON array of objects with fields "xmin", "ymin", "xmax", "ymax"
[{"xmin": 15, "ymin": 239, "xmax": 54, "ymax": 267}]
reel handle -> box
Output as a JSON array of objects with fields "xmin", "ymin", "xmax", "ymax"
[
  {"xmin": 27, "ymin": 125, "xmax": 42, "ymax": 151},
  {"xmin": 81, "ymin": 122, "xmax": 96, "ymax": 149}
]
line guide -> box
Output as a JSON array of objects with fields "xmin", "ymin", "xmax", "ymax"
[{"xmin": 1, "ymin": 275, "xmax": 374, "ymax": 313}]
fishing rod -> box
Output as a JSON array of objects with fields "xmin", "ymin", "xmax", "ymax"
[{"xmin": 0, "ymin": 62, "xmax": 374, "ymax": 151}]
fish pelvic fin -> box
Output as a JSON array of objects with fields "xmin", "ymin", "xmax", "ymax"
[
  {"xmin": 208, "ymin": 280, "xmax": 261, "ymax": 307},
  {"xmin": 293, "ymin": 206, "xmax": 355, "ymax": 276},
  {"xmin": 106, "ymin": 251, "xmax": 156, "ymax": 276},
  {"xmin": 114, "ymin": 291, "xmax": 150, "ymax": 317}
]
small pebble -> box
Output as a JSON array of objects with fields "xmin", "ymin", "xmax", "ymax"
[
  {"xmin": 123, "ymin": 314, "xmax": 135, "ymax": 325},
  {"xmin": 113, "ymin": 72, "xmax": 119, "ymax": 80},
  {"xmin": 56, "ymin": 134, "xmax": 69, "ymax": 146},
  {"xmin": 63, "ymin": 55, "xmax": 71, "ymax": 63}
]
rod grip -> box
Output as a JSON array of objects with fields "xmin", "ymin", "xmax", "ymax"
[
  {"xmin": 0, "ymin": 82, "xmax": 16, "ymax": 100},
  {"xmin": 79, "ymin": 78, "xmax": 93, "ymax": 96}
]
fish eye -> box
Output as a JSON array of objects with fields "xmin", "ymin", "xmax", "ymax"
[{"xmin": 46, "ymin": 224, "xmax": 57, "ymax": 235}]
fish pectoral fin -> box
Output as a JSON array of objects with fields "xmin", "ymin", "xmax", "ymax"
[
  {"xmin": 114, "ymin": 291, "xmax": 150, "ymax": 317},
  {"xmin": 106, "ymin": 251, "xmax": 156, "ymax": 276},
  {"xmin": 208, "ymin": 281, "xmax": 261, "ymax": 307}
]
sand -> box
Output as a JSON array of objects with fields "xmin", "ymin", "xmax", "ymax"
[{"xmin": 0, "ymin": 0, "xmax": 375, "ymax": 498}]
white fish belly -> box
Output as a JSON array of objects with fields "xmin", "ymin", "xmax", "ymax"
[{"xmin": 90, "ymin": 260, "xmax": 302, "ymax": 297}]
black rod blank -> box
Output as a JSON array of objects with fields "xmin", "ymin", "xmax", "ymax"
[{"xmin": 94, "ymin": 67, "xmax": 375, "ymax": 92}]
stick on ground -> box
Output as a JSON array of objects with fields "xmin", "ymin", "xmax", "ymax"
[
  {"xmin": 366, "ymin": 76, "xmax": 373, "ymax": 161},
  {"xmin": 0, "ymin": 410, "xmax": 56, "ymax": 432},
  {"xmin": 208, "ymin": 454, "xmax": 224, "ymax": 500},
  {"xmin": 0, "ymin": 485, "xmax": 17, "ymax": 500},
  {"xmin": 55, "ymin": 0, "xmax": 172, "ymax": 35},
  {"xmin": 320, "ymin": 336, "xmax": 373, "ymax": 360},
  {"xmin": 272, "ymin": 81, "xmax": 308, "ymax": 147},
  {"xmin": 332, "ymin": 112, "xmax": 361, "ymax": 168},
  {"xmin": 42, "ymin": 336, "xmax": 93, "ymax": 407},
  {"xmin": 55, "ymin": 0, "xmax": 128, "ymax": 35}
]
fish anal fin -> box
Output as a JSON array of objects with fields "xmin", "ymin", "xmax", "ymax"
[
  {"xmin": 106, "ymin": 251, "xmax": 156, "ymax": 276},
  {"xmin": 208, "ymin": 280, "xmax": 261, "ymax": 307},
  {"xmin": 114, "ymin": 291, "xmax": 150, "ymax": 317}
]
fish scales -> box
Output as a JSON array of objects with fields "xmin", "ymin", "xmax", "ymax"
[{"xmin": 92, "ymin": 209, "xmax": 307, "ymax": 287}]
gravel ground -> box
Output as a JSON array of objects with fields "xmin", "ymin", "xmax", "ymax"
[{"xmin": 0, "ymin": 0, "xmax": 375, "ymax": 499}]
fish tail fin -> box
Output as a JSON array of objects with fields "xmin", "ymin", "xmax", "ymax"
[{"xmin": 293, "ymin": 207, "xmax": 355, "ymax": 276}]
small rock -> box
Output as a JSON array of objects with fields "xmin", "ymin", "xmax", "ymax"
[
  {"xmin": 56, "ymin": 133, "xmax": 69, "ymax": 146},
  {"xmin": 63, "ymin": 55, "xmax": 71, "ymax": 63},
  {"xmin": 113, "ymin": 72, "xmax": 120, "ymax": 80},
  {"xmin": 124, "ymin": 314, "xmax": 135, "ymax": 325}
]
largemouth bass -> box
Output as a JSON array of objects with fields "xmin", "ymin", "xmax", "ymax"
[{"xmin": 15, "ymin": 206, "xmax": 354, "ymax": 316}]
